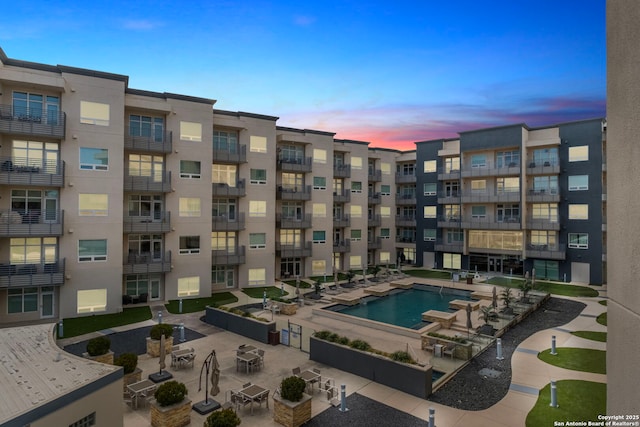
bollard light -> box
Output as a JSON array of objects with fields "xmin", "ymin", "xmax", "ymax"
[
  {"xmin": 58, "ymin": 320, "xmax": 64, "ymax": 338},
  {"xmin": 496, "ymin": 338, "xmax": 504, "ymax": 360},
  {"xmin": 158, "ymin": 311, "xmax": 163, "ymax": 324},
  {"xmin": 179, "ymin": 299, "xmax": 183, "ymax": 314},
  {"xmin": 551, "ymin": 335, "xmax": 557, "ymax": 355},
  {"xmin": 179, "ymin": 323, "xmax": 186, "ymax": 342},
  {"xmin": 428, "ymin": 407, "xmax": 435, "ymax": 427},
  {"xmin": 550, "ymin": 380, "xmax": 558, "ymax": 407},
  {"xmin": 339, "ymin": 384, "xmax": 349, "ymax": 412}
]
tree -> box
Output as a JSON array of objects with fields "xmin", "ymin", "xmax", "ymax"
[
  {"xmin": 519, "ymin": 278, "xmax": 532, "ymax": 303},
  {"xmin": 500, "ymin": 287, "xmax": 516, "ymax": 309},
  {"xmin": 346, "ymin": 270, "xmax": 355, "ymax": 284}
]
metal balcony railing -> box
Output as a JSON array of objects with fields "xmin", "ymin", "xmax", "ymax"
[
  {"xmin": 276, "ymin": 213, "xmax": 312, "ymax": 229},
  {"xmin": 0, "ymin": 259, "xmax": 65, "ymax": 287},
  {"xmin": 277, "ymin": 156, "xmax": 312, "ymax": 172},
  {"xmin": 212, "ymin": 246, "xmax": 246, "ymax": 265},
  {"xmin": 212, "ymin": 212, "xmax": 245, "ymax": 231},
  {"xmin": 0, "ymin": 156, "xmax": 64, "ymax": 187},
  {"xmin": 123, "ymin": 169, "xmax": 172, "ymax": 192},
  {"xmin": 212, "ymin": 179, "xmax": 246, "ymax": 197},
  {"xmin": 124, "ymin": 128, "xmax": 172, "ymax": 153},
  {"xmin": 333, "ymin": 164, "xmax": 351, "ymax": 177},
  {"xmin": 0, "ymin": 209, "xmax": 63, "ymax": 236},
  {"xmin": 332, "ymin": 239, "xmax": 351, "ymax": 253},
  {"xmin": 0, "ymin": 104, "xmax": 66, "ymax": 138},
  {"xmin": 123, "ymin": 212, "xmax": 171, "ymax": 233},
  {"xmin": 276, "ymin": 185, "xmax": 312, "ymax": 201},
  {"xmin": 123, "ymin": 251, "xmax": 172, "ymax": 274},
  {"xmin": 213, "ymin": 143, "xmax": 247, "ymax": 163},
  {"xmin": 333, "ymin": 189, "xmax": 351, "ymax": 203},
  {"xmin": 276, "ymin": 242, "xmax": 312, "ymax": 257}
]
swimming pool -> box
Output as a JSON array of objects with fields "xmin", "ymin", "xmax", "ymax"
[{"xmin": 323, "ymin": 284, "xmax": 473, "ymax": 330}]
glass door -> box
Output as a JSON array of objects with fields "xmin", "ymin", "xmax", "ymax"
[
  {"xmin": 150, "ymin": 278, "xmax": 161, "ymax": 300},
  {"xmin": 41, "ymin": 287, "xmax": 54, "ymax": 318}
]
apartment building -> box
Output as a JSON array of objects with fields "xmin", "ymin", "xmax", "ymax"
[{"xmin": 415, "ymin": 119, "xmax": 607, "ymax": 285}]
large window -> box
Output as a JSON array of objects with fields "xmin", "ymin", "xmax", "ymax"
[
  {"xmin": 496, "ymin": 204, "xmax": 520, "ymax": 222},
  {"xmin": 444, "ymin": 204, "xmax": 460, "ymax": 220},
  {"xmin": 179, "ymin": 236, "xmax": 200, "ymax": 254},
  {"xmin": 423, "ymin": 206, "xmax": 436, "ymax": 218},
  {"xmin": 11, "ymin": 189, "xmax": 59, "ymax": 222},
  {"xmin": 280, "ymin": 229, "xmax": 302, "ymax": 246},
  {"xmin": 471, "ymin": 179, "xmax": 487, "ymax": 193},
  {"xmin": 313, "ymin": 176, "xmax": 326, "ymax": 190},
  {"xmin": 568, "ymin": 233, "xmax": 589, "ymax": 249},
  {"xmin": 178, "ymin": 276, "xmax": 200, "ymax": 296},
  {"xmin": 250, "ymin": 169, "xmax": 267, "ymax": 184},
  {"xmin": 281, "ymin": 172, "xmax": 304, "ymax": 191},
  {"xmin": 351, "ymin": 157, "xmax": 362, "ymax": 170},
  {"xmin": 443, "ymin": 253, "xmax": 461, "ymax": 269},
  {"xmin": 212, "ymin": 198, "xmax": 236, "ymax": 219},
  {"xmin": 180, "ymin": 121, "xmax": 202, "ymax": 141},
  {"xmin": 533, "ymin": 176, "xmax": 558, "ymax": 193},
  {"xmin": 423, "ymin": 160, "xmax": 437, "ymax": 173},
  {"xmin": 248, "ymin": 268, "xmax": 266, "ymax": 285},
  {"xmin": 568, "ymin": 175, "xmax": 589, "ymax": 191},
  {"xmin": 180, "ymin": 160, "xmax": 201, "ymax": 178},
  {"xmin": 129, "ymin": 115, "xmax": 164, "ymax": 141},
  {"xmin": 530, "ymin": 230, "xmax": 557, "ymax": 246},
  {"xmin": 446, "ymin": 230, "xmax": 464, "ymax": 243},
  {"xmin": 444, "ymin": 157, "xmax": 460, "ymax": 173},
  {"xmin": 80, "ymin": 101, "xmax": 109, "ymax": 126},
  {"xmin": 568, "ymin": 146, "xmax": 589, "ymax": 162},
  {"xmin": 179, "ymin": 197, "xmax": 201, "ymax": 217},
  {"xmin": 313, "ymin": 230, "xmax": 326, "ymax": 244},
  {"xmin": 13, "ymin": 91, "xmax": 59, "ymax": 124},
  {"xmin": 471, "ymin": 206, "xmax": 486, "ymax": 218},
  {"xmin": 77, "ymin": 289, "xmax": 107, "ymax": 313},
  {"xmin": 496, "ymin": 150, "xmax": 520, "ymax": 168},
  {"xmin": 350, "ymin": 205, "xmax": 362, "ymax": 218},
  {"xmin": 79, "ymin": 194, "xmax": 108, "ymax": 216},
  {"xmin": 531, "ymin": 203, "xmax": 558, "ymax": 221},
  {"xmin": 128, "ymin": 154, "xmax": 164, "ymax": 179},
  {"xmin": 312, "ymin": 203, "xmax": 326, "ymax": 217},
  {"xmin": 568, "ymin": 204, "xmax": 589, "ymax": 220},
  {"xmin": 249, "ymin": 233, "xmax": 266, "ymax": 249},
  {"xmin": 128, "ymin": 195, "xmax": 163, "ymax": 219},
  {"xmin": 78, "ymin": 239, "xmax": 107, "ymax": 262},
  {"xmin": 471, "ymin": 154, "xmax": 487, "ymax": 168},
  {"xmin": 8, "ymin": 287, "xmax": 38, "ymax": 314},
  {"xmin": 212, "ymin": 164, "xmax": 237, "ymax": 186},
  {"xmin": 313, "ymin": 149, "xmax": 326, "ymax": 164},
  {"xmin": 12, "ymin": 140, "xmax": 59, "ymax": 173},
  {"xmin": 128, "ymin": 234, "xmax": 163, "ymax": 260},
  {"xmin": 80, "ymin": 147, "xmax": 108, "ymax": 170},
  {"xmin": 213, "ymin": 130, "xmax": 238, "ymax": 152},
  {"xmin": 531, "ymin": 147, "xmax": 558, "ymax": 166},
  {"xmin": 10, "ymin": 237, "xmax": 57, "ymax": 264},
  {"xmin": 211, "ymin": 232, "xmax": 236, "ymax": 251},
  {"xmin": 212, "ymin": 266, "xmax": 235, "ymax": 288},
  {"xmin": 250, "ymin": 136, "xmax": 267, "ymax": 153},
  {"xmin": 249, "ymin": 201, "xmax": 267, "ymax": 217},
  {"xmin": 496, "ymin": 177, "xmax": 519, "ymax": 193},
  {"xmin": 468, "ymin": 230, "xmax": 523, "ymax": 251},
  {"xmin": 351, "ymin": 181, "xmax": 362, "ymax": 193}
]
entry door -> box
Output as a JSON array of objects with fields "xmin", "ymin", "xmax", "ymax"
[
  {"xmin": 489, "ymin": 256, "xmax": 502, "ymax": 273},
  {"xmin": 41, "ymin": 288, "xmax": 54, "ymax": 318},
  {"xmin": 150, "ymin": 278, "xmax": 161, "ymax": 300}
]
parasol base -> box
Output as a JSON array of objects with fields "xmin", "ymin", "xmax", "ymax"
[
  {"xmin": 148, "ymin": 371, "xmax": 173, "ymax": 383},
  {"xmin": 192, "ymin": 399, "xmax": 221, "ymax": 414}
]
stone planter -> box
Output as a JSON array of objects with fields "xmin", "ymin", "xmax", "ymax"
[
  {"xmin": 123, "ymin": 367, "xmax": 142, "ymax": 391},
  {"xmin": 273, "ymin": 393, "xmax": 311, "ymax": 427},
  {"xmin": 279, "ymin": 302, "xmax": 298, "ymax": 316},
  {"xmin": 150, "ymin": 398, "xmax": 191, "ymax": 427},
  {"xmin": 82, "ymin": 350, "xmax": 114, "ymax": 365},
  {"xmin": 147, "ymin": 336, "xmax": 174, "ymax": 357}
]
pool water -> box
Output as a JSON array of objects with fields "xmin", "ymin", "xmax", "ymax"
[{"xmin": 324, "ymin": 284, "xmax": 473, "ymax": 330}]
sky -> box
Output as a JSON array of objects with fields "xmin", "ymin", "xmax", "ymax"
[{"xmin": 1, "ymin": 1, "xmax": 605, "ymax": 150}]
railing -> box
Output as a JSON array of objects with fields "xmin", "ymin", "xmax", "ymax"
[
  {"xmin": 525, "ymin": 243, "xmax": 566, "ymax": 260},
  {"xmin": 435, "ymin": 240, "xmax": 464, "ymax": 252},
  {"xmin": 0, "ymin": 259, "xmax": 65, "ymax": 287},
  {"xmin": 276, "ymin": 242, "xmax": 312, "ymax": 257},
  {"xmin": 395, "ymin": 173, "xmax": 416, "ymax": 183},
  {"xmin": 368, "ymin": 192, "xmax": 381, "ymax": 204},
  {"xmin": 0, "ymin": 156, "xmax": 64, "ymax": 187},
  {"xmin": 460, "ymin": 191, "xmax": 520, "ymax": 203},
  {"xmin": 123, "ymin": 251, "xmax": 172, "ymax": 274},
  {"xmin": 368, "ymin": 237, "xmax": 382, "ymax": 249},
  {"xmin": 437, "ymin": 167, "xmax": 461, "ymax": 181},
  {"xmin": 395, "ymin": 215, "xmax": 417, "ymax": 227},
  {"xmin": 437, "ymin": 216, "xmax": 461, "ymax": 228},
  {"xmin": 333, "ymin": 189, "xmax": 351, "ymax": 203},
  {"xmin": 396, "ymin": 236, "xmax": 416, "ymax": 244},
  {"xmin": 527, "ymin": 188, "xmax": 560, "ymax": 202},
  {"xmin": 333, "ymin": 215, "xmax": 350, "ymax": 228},
  {"xmin": 333, "ymin": 164, "xmax": 351, "ymax": 178},
  {"xmin": 461, "ymin": 160, "xmax": 520, "ymax": 178},
  {"xmin": 124, "ymin": 128, "xmax": 172, "ymax": 153},
  {"xmin": 0, "ymin": 209, "xmax": 63, "ymax": 236},
  {"xmin": 213, "ymin": 143, "xmax": 247, "ymax": 163},
  {"xmin": 526, "ymin": 159, "xmax": 560, "ymax": 175},
  {"xmin": 368, "ymin": 169, "xmax": 382, "ymax": 182},
  {"xmin": 0, "ymin": 104, "xmax": 66, "ymax": 138},
  {"xmin": 333, "ymin": 239, "xmax": 351, "ymax": 253},
  {"xmin": 525, "ymin": 217, "xmax": 561, "ymax": 231},
  {"xmin": 396, "ymin": 194, "xmax": 417, "ymax": 204},
  {"xmin": 212, "ymin": 246, "xmax": 246, "ymax": 265},
  {"xmin": 212, "ymin": 179, "xmax": 246, "ymax": 197},
  {"xmin": 276, "ymin": 213, "xmax": 312, "ymax": 229},
  {"xmin": 367, "ymin": 214, "xmax": 381, "ymax": 226},
  {"xmin": 459, "ymin": 217, "xmax": 521, "ymax": 230},
  {"xmin": 123, "ymin": 169, "xmax": 172, "ymax": 192},
  {"xmin": 123, "ymin": 212, "xmax": 171, "ymax": 233},
  {"xmin": 277, "ymin": 156, "xmax": 312, "ymax": 172},
  {"xmin": 212, "ymin": 212, "xmax": 245, "ymax": 231},
  {"xmin": 276, "ymin": 185, "xmax": 312, "ymax": 201}
]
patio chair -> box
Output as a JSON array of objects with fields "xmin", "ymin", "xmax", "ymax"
[
  {"xmin": 257, "ymin": 349, "xmax": 265, "ymax": 368},
  {"xmin": 243, "ymin": 382, "xmax": 252, "ymax": 388},
  {"xmin": 255, "ymin": 390, "xmax": 270, "ymax": 410},
  {"xmin": 230, "ymin": 391, "xmax": 245, "ymax": 412},
  {"xmin": 123, "ymin": 390, "xmax": 134, "ymax": 408},
  {"xmin": 443, "ymin": 345, "xmax": 455, "ymax": 359}
]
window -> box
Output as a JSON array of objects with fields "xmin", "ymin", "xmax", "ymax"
[
  {"xmin": 249, "ymin": 233, "xmax": 266, "ymax": 249},
  {"xmin": 351, "ymin": 157, "xmax": 362, "ymax": 170},
  {"xmin": 213, "ymin": 130, "xmax": 239, "ymax": 152},
  {"xmin": 180, "ymin": 121, "xmax": 202, "ymax": 141},
  {"xmin": 77, "ymin": 290, "xmax": 107, "ymax": 313},
  {"xmin": 496, "ymin": 150, "xmax": 520, "ymax": 168},
  {"xmin": 250, "ymin": 136, "xmax": 267, "ymax": 153},
  {"xmin": 496, "ymin": 177, "xmax": 519, "ymax": 193},
  {"xmin": 79, "ymin": 148, "xmax": 108, "ymax": 170},
  {"xmin": 497, "ymin": 204, "xmax": 520, "ymax": 222},
  {"xmin": 423, "ymin": 160, "xmax": 437, "ymax": 173},
  {"xmin": 444, "ymin": 157, "xmax": 460, "ymax": 173},
  {"xmin": 212, "ymin": 266, "xmax": 235, "ymax": 288},
  {"xmin": 312, "ymin": 260, "xmax": 326, "ymax": 275},
  {"xmin": 313, "ymin": 176, "xmax": 326, "ymax": 190},
  {"xmin": 281, "ymin": 172, "xmax": 303, "ymax": 191},
  {"xmin": 423, "ymin": 206, "xmax": 436, "ymax": 218},
  {"xmin": 248, "ymin": 268, "xmax": 266, "ymax": 285},
  {"xmin": 8, "ymin": 287, "xmax": 38, "ymax": 314},
  {"xmin": 531, "ymin": 204, "xmax": 558, "ymax": 221},
  {"xmin": 380, "ymin": 251, "xmax": 390, "ymax": 263},
  {"xmin": 569, "ymin": 146, "xmax": 589, "ymax": 162},
  {"xmin": 380, "ymin": 228, "xmax": 390, "ymax": 239},
  {"xmin": 443, "ymin": 253, "xmax": 461, "ymax": 269},
  {"xmin": 533, "ymin": 176, "xmax": 558, "ymax": 193},
  {"xmin": 79, "ymin": 194, "xmax": 108, "ymax": 216},
  {"xmin": 313, "ymin": 230, "xmax": 326, "ymax": 244},
  {"xmin": 380, "ymin": 185, "xmax": 391, "ymax": 195},
  {"xmin": 468, "ymin": 230, "xmax": 523, "ymax": 251},
  {"xmin": 10, "ymin": 237, "xmax": 57, "ymax": 264},
  {"xmin": 78, "ymin": 239, "xmax": 107, "ymax": 262},
  {"xmin": 129, "ymin": 115, "xmax": 164, "ymax": 142},
  {"xmin": 250, "ymin": 169, "xmax": 267, "ymax": 184},
  {"xmin": 423, "ymin": 183, "xmax": 437, "ymax": 196},
  {"xmin": 568, "ymin": 233, "xmax": 589, "ymax": 249},
  {"xmin": 179, "ymin": 236, "xmax": 200, "ymax": 254},
  {"xmin": 249, "ymin": 201, "xmax": 267, "ymax": 217},
  {"xmin": 211, "ymin": 232, "xmax": 236, "ymax": 251},
  {"xmin": 313, "ymin": 149, "xmax": 327, "ymax": 164},
  {"xmin": 212, "ymin": 198, "xmax": 236, "ymax": 219},
  {"xmin": 568, "ymin": 204, "xmax": 589, "ymax": 220},
  {"xmin": 568, "ymin": 175, "xmax": 589, "ymax": 191},
  {"xmin": 280, "ymin": 229, "xmax": 302, "ymax": 246},
  {"xmin": 351, "ymin": 181, "xmax": 362, "ymax": 193},
  {"xmin": 69, "ymin": 412, "xmax": 96, "ymax": 427},
  {"xmin": 13, "ymin": 91, "xmax": 59, "ymax": 124},
  {"xmin": 444, "ymin": 204, "xmax": 460, "ymax": 220},
  {"xmin": 424, "ymin": 229, "xmax": 436, "ymax": 241},
  {"xmin": 471, "ymin": 179, "xmax": 487, "ymax": 193},
  {"xmin": 350, "ymin": 205, "xmax": 362, "ymax": 218},
  {"xmin": 531, "ymin": 230, "xmax": 557, "ymax": 246},
  {"xmin": 381, "ymin": 163, "xmax": 391, "ymax": 175},
  {"xmin": 178, "ymin": 276, "xmax": 200, "ymax": 296},
  {"xmin": 444, "ymin": 181, "xmax": 459, "ymax": 197},
  {"xmin": 350, "ymin": 229, "xmax": 362, "ymax": 241},
  {"xmin": 532, "ymin": 147, "xmax": 559, "ymax": 166},
  {"xmin": 180, "ymin": 160, "xmax": 201, "ymax": 178},
  {"xmin": 212, "ymin": 164, "xmax": 237, "ymax": 186},
  {"xmin": 471, "ymin": 154, "xmax": 487, "ymax": 168},
  {"xmin": 12, "ymin": 140, "xmax": 59, "ymax": 173},
  {"xmin": 80, "ymin": 101, "xmax": 109, "ymax": 126},
  {"xmin": 128, "ymin": 194, "xmax": 163, "ymax": 219},
  {"xmin": 312, "ymin": 203, "xmax": 326, "ymax": 217},
  {"xmin": 349, "ymin": 255, "xmax": 362, "ymax": 269},
  {"xmin": 179, "ymin": 197, "xmax": 201, "ymax": 217},
  {"xmin": 447, "ymin": 230, "xmax": 464, "ymax": 243},
  {"xmin": 380, "ymin": 206, "xmax": 391, "ymax": 218},
  {"xmin": 128, "ymin": 154, "xmax": 164, "ymax": 180},
  {"xmin": 471, "ymin": 206, "xmax": 486, "ymax": 218}
]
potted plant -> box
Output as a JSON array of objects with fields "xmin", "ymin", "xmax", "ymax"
[
  {"xmin": 273, "ymin": 376, "xmax": 311, "ymax": 427},
  {"xmin": 518, "ymin": 278, "xmax": 532, "ymax": 303},
  {"xmin": 478, "ymin": 306, "xmax": 497, "ymax": 336},
  {"xmin": 147, "ymin": 323, "xmax": 174, "ymax": 357},
  {"xmin": 204, "ymin": 407, "xmax": 241, "ymax": 427},
  {"xmin": 83, "ymin": 336, "xmax": 113, "ymax": 364},
  {"xmin": 500, "ymin": 288, "xmax": 516, "ymax": 314},
  {"xmin": 115, "ymin": 352, "xmax": 141, "ymax": 390},
  {"xmin": 150, "ymin": 380, "xmax": 190, "ymax": 427}
]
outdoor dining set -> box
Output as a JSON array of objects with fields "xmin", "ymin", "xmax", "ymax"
[{"xmin": 235, "ymin": 344, "xmax": 265, "ymax": 374}]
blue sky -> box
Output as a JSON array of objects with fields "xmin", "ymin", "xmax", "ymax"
[{"xmin": 1, "ymin": 1, "xmax": 605, "ymax": 150}]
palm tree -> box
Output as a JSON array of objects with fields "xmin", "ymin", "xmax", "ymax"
[
  {"xmin": 518, "ymin": 278, "xmax": 532, "ymax": 303},
  {"xmin": 500, "ymin": 287, "xmax": 516, "ymax": 309}
]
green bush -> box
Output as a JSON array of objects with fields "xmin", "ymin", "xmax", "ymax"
[
  {"xmin": 154, "ymin": 380, "xmax": 188, "ymax": 407},
  {"xmin": 390, "ymin": 351, "xmax": 414, "ymax": 364},
  {"xmin": 349, "ymin": 339, "xmax": 372, "ymax": 351},
  {"xmin": 149, "ymin": 323, "xmax": 174, "ymax": 340},
  {"xmin": 280, "ymin": 376, "xmax": 306, "ymax": 402},
  {"xmin": 86, "ymin": 336, "xmax": 111, "ymax": 356},
  {"xmin": 114, "ymin": 353, "xmax": 138, "ymax": 374},
  {"xmin": 314, "ymin": 330, "xmax": 333, "ymax": 340},
  {"xmin": 427, "ymin": 332, "xmax": 468, "ymax": 344},
  {"xmin": 203, "ymin": 407, "xmax": 241, "ymax": 427},
  {"xmin": 336, "ymin": 336, "xmax": 350, "ymax": 345}
]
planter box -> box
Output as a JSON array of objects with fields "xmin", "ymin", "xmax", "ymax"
[
  {"xmin": 123, "ymin": 368, "xmax": 142, "ymax": 391},
  {"xmin": 310, "ymin": 336, "xmax": 432, "ymax": 398},
  {"xmin": 204, "ymin": 306, "xmax": 275, "ymax": 344},
  {"xmin": 279, "ymin": 302, "xmax": 298, "ymax": 315},
  {"xmin": 150, "ymin": 398, "xmax": 191, "ymax": 427},
  {"xmin": 147, "ymin": 336, "xmax": 174, "ymax": 357},
  {"xmin": 422, "ymin": 336, "xmax": 473, "ymax": 360},
  {"xmin": 273, "ymin": 393, "xmax": 312, "ymax": 427},
  {"xmin": 82, "ymin": 350, "xmax": 114, "ymax": 365}
]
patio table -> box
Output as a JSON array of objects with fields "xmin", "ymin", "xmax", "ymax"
[
  {"xmin": 127, "ymin": 379, "xmax": 156, "ymax": 409},
  {"xmin": 297, "ymin": 370, "xmax": 321, "ymax": 393},
  {"xmin": 239, "ymin": 384, "xmax": 268, "ymax": 414},
  {"xmin": 236, "ymin": 352, "xmax": 260, "ymax": 373}
]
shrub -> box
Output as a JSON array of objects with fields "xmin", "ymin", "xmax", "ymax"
[
  {"xmin": 389, "ymin": 351, "xmax": 414, "ymax": 364},
  {"xmin": 86, "ymin": 336, "xmax": 111, "ymax": 356},
  {"xmin": 314, "ymin": 330, "xmax": 333, "ymax": 340},
  {"xmin": 336, "ymin": 336, "xmax": 350, "ymax": 345},
  {"xmin": 154, "ymin": 380, "xmax": 188, "ymax": 407},
  {"xmin": 327, "ymin": 332, "xmax": 340, "ymax": 342},
  {"xmin": 114, "ymin": 352, "xmax": 138, "ymax": 374},
  {"xmin": 149, "ymin": 323, "xmax": 174, "ymax": 340},
  {"xmin": 280, "ymin": 376, "xmax": 306, "ymax": 402},
  {"xmin": 349, "ymin": 339, "xmax": 372, "ymax": 351},
  {"xmin": 203, "ymin": 407, "xmax": 241, "ymax": 427}
]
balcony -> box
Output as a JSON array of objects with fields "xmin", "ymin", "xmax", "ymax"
[
  {"xmin": 437, "ymin": 191, "xmax": 461, "ymax": 204},
  {"xmin": 368, "ymin": 192, "xmax": 381, "ymax": 205},
  {"xmin": 333, "ymin": 189, "xmax": 351, "ymax": 203},
  {"xmin": 0, "ymin": 259, "xmax": 65, "ymax": 287},
  {"xmin": 437, "ymin": 167, "xmax": 461, "ymax": 181},
  {"xmin": 396, "ymin": 236, "xmax": 416, "ymax": 244},
  {"xmin": 367, "ymin": 214, "xmax": 381, "ymax": 227},
  {"xmin": 437, "ymin": 216, "xmax": 461, "ymax": 228},
  {"xmin": 277, "ymin": 213, "xmax": 312, "ymax": 229},
  {"xmin": 526, "ymin": 217, "xmax": 560, "ymax": 231},
  {"xmin": 368, "ymin": 169, "xmax": 382, "ymax": 182},
  {"xmin": 123, "ymin": 251, "xmax": 172, "ymax": 274},
  {"xmin": 459, "ymin": 217, "xmax": 521, "ymax": 230},
  {"xmin": 124, "ymin": 170, "xmax": 172, "ymax": 193},
  {"xmin": 212, "ymin": 179, "xmax": 246, "ymax": 197},
  {"xmin": 212, "ymin": 246, "xmax": 246, "ymax": 265},
  {"xmin": 212, "ymin": 212, "xmax": 245, "ymax": 231},
  {"xmin": 526, "ymin": 243, "xmax": 566, "ymax": 260},
  {"xmin": 277, "ymin": 185, "xmax": 312, "ymax": 201},
  {"xmin": 527, "ymin": 188, "xmax": 560, "ymax": 203},
  {"xmin": 396, "ymin": 194, "xmax": 417, "ymax": 205},
  {"xmin": 333, "ymin": 239, "xmax": 351, "ymax": 253},
  {"xmin": 123, "ymin": 212, "xmax": 171, "ymax": 234},
  {"xmin": 124, "ymin": 128, "xmax": 172, "ymax": 153},
  {"xmin": 526, "ymin": 160, "xmax": 560, "ymax": 176},
  {"xmin": 213, "ymin": 144, "xmax": 247, "ymax": 164},
  {"xmin": 0, "ymin": 209, "xmax": 63, "ymax": 237},
  {"xmin": 333, "ymin": 164, "xmax": 351, "ymax": 178},
  {"xmin": 461, "ymin": 161, "xmax": 520, "ymax": 178},
  {"xmin": 461, "ymin": 191, "xmax": 520, "ymax": 204},
  {"xmin": 276, "ymin": 242, "xmax": 312, "ymax": 258},
  {"xmin": 435, "ymin": 240, "xmax": 464, "ymax": 252},
  {"xmin": 0, "ymin": 157, "xmax": 64, "ymax": 187},
  {"xmin": 277, "ymin": 156, "xmax": 312, "ymax": 173},
  {"xmin": 0, "ymin": 105, "xmax": 66, "ymax": 138},
  {"xmin": 396, "ymin": 215, "xmax": 417, "ymax": 227},
  {"xmin": 368, "ymin": 237, "xmax": 382, "ymax": 249},
  {"xmin": 395, "ymin": 173, "xmax": 416, "ymax": 184},
  {"xmin": 333, "ymin": 214, "xmax": 350, "ymax": 228}
]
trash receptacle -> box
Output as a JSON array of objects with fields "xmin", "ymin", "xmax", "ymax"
[
  {"xmin": 434, "ymin": 344, "xmax": 443, "ymax": 358},
  {"xmin": 268, "ymin": 330, "xmax": 280, "ymax": 346}
]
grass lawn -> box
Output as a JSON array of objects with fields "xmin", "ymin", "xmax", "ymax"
[
  {"xmin": 571, "ymin": 331, "xmax": 607, "ymax": 342},
  {"xmin": 486, "ymin": 276, "xmax": 525, "ymax": 287},
  {"xmin": 597, "ymin": 311, "xmax": 607, "ymax": 326},
  {"xmin": 599, "ymin": 299, "xmax": 607, "ymax": 306},
  {"xmin": 283, "ymin": 279, "xmax": 312, "ymax": 288},
  {"xmin": 486, "ymin": 277, "xmax": 599, "ymax": 297},
  {"xmin": 62, "ymin": 306, "xmax": 152, "ymax": 338},
  {"xmin": 242, "ymin": 286, "xmax": 290, "ymax": 299},
  {"xmin": 165, "ymin": 292, "xmax": 238, "ymax": 314},
  {"xmin": 538, "ymin": 347, "xmax": 606, "ymax": 374},
  {"xmin": 309, "ymin": 273, "xmax": 348, "ymax": 283},
  {"xmin": 404, "ymin": 269, "xmax": 452, "ymax": 279},
  {"xmin": 526, "ymin": 380, "xmax": 606, "ymax": 427}
]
